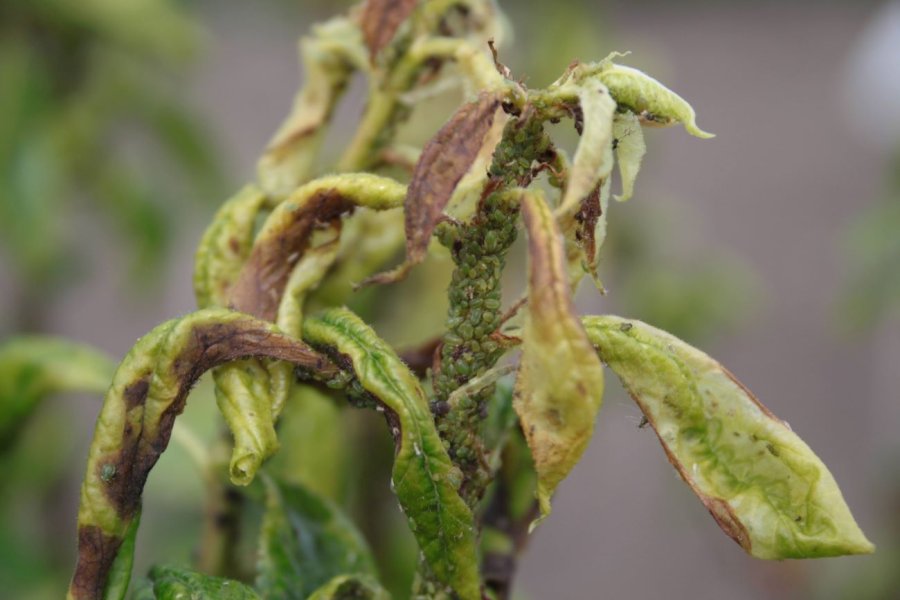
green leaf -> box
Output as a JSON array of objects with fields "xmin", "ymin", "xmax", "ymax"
[
  {"xmin": 302, "ymin": 308, "xmax": 481, "ymax": 600},
  {"xmin": 145, "ymin": 565, "xmax": 260, "ymax": 600},
  {"xmin": 515, "ymin": 191, "xmax": 605, "ymax": 525},
  {"xmin": 583, "ymin": 315, "xmax": 874, "ymax": 559},
  {"xmin": 594, "ymin": 59, "xmax": 714, "ymax": 139},
  {"xmin": 256, "ymin": 477, "xmax": 377, "ymax": 599},
  {"xmin": 306, "ymin": 574, "xmax": 390, "ymax": 600},
  {"xmin": 0, "ymin": 336, "xmax": 114, "ymax": 448},
  {"xmin": 103, "ymin": 508, "xmax": 140, "ymax": 600}
]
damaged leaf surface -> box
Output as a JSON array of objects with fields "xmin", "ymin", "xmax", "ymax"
[
  {"xmin": 361, "ymin": 0, "xmax": 418, "ymax": 61},
  {"xmin": 376, "ymin": 92, "xmax": 500, "ymax": 283},
  {"xmin": 69, "ymin": 309, "xmax": 337, "ymax": 600},
  {"xmin": 583, "ymin": 315, "xmax": 874, "ymax": 559},
  {"xmin": 515, "ymin": 191, "xmax": 605, "ymax": 523}
]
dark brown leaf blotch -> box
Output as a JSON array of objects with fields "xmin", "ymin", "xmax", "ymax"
[
  {"xmin": 361, "ymin": 0, "xmax": 418, "ymax": 61},
  {"xmin": 71, "ymin": 526, "xmax": 122, "ymax": 600},
  {"xmin": 404, "ymin": 93, "xmax": 500, "ymax": 263},
  {"xmin": 228, "ymin": 189, "xmax": 351, "ymax": 321}
]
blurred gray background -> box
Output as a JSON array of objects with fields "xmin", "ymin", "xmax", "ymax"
[{"xmin": 1, "ymin": 1, "xmax": 898, "ymax": 598}]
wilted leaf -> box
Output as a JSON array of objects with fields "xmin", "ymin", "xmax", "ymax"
[
  {"xmin": 306, "ymin": 574, "xmax": 390, "ymax": 600},
  {"xmin": 144, "ymin": 565, "xmax": 260, "ymax": 600},
  {"xmin": 258, "ymin": 17, "xmax": 363, "ymax": 195},
  {"xmin": 515, "ymin": 191, "xmax": 605, "ymax": 524},
  {"xmin": 612, "ymin": 111, "xmax": 645, "ymax": 202},
  {"xmin": 302, "ymin": 308, "xmax": 481, "ymax": 600},
  {"xmin": 256, "ymin": 477, "xmax": 377, "ymax": 599},
  {"xmin": 361, "ymin": 0, "xmax": 418, "ymax": 60},
  {"xmin": 229, "ymin": 174, "xmax": 405, "ymax": 321},
  {"xmin": 595, "ymin": 61, "xmax": 714, "ymax": 139},
  {"xmin": 69, "ymin": 309, "xmax": 338, "ymax": 600},
  {"xmin": 583, "ymin": 315, "xmax": 874, "ymax": 559},
  {"xmin": 370, "ymin": 92, "xmax": 500, "ymax": 284},
  {"xmin": 0, "ymin": 336, "xmax": 114, "ymax": 448},
  {"xmin": 557, "ymin": 83, "xmax": 616, "ymax": 215}
]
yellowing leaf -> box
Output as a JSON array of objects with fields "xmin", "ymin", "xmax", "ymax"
[
  {"xmin": 612, "ymin": 111, "xmax": 646, "ymax": 202},
  {"xmin": 583, "ymin": 315, "xmax": 874, "ymax": 559},
  {"xmin": 596, "ymin": 62, "xmax": 714, "ymax": 139},
  {"xmin": 515, "ymin": 191, "xmax": 605, "ymax": 524}
]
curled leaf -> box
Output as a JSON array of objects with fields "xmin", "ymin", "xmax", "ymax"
[
  {"xmin": 302, "ymin": 308, "xmax": 481, "ymax": 600},
  {"xmin": 612, "ymin": 111, "xmax": 646, "ymax": 202},
  {"xmin": 557, "ymin": 83, "xmax": 616, "ymax": 215},
  {"xmin": 596, "ymin": 62, "xmax": 714, "ymax": 138},
  {"xmin": 276, "ymin": 228, "xmax": 342, "ymax": 338},
  {"xmin": 306, "ymin": 574, "xmax": 390, "ymax": 600},
  {"xmin": 193, "ymin": 185, "xmax": 268, "ymax": 310},
  {"xmin": 515, "ymin": 191, "xmax": 605, "ymax": 524},
  {"xmin": 0, "ymin": 336, "xmax": 114, "ymax": 448},
  {"xmin": 583, "ymin": 315, "xmax": 874, "ymax": 559},
  {"xmin": 361, "ymin": 0, "xmax": 418, "ymax": 61},
  {"xmin": 212, "ymin": 360, "xmax": 283, "ymax": 485},
  {"xmin": 257, "ymin": 17, "xmax": 364, "ymax": 195},
  {"xmin": 68, "ymin": 309, "xmax": 338, "ymax": 600},
  {"xmin": 370, "ymin": 92, "xmax": 501, "ymax": 284},
  {"xmin": 229, "ymin": 173, "xmax": 405, "ymax": 322},
  {"xmin": 256, "ymin": 477, "xmax": 377, "ymax": 598}
]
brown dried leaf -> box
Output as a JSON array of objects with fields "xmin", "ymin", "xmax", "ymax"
[
  {"xmin": 361, "ymin": 0, "xmax": 418, "ymax": 61},
  {"xmin": 370, "ymin": 93, "xmax": 500, "ymax": 287}
]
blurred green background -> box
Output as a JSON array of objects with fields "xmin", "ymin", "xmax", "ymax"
[{"xmin": 1, "ymin": 0, "xmax": 898, "ymax": 598}]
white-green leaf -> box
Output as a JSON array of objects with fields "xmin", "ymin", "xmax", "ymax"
[
  {"xmin": 558, "ymin": 83, "xmax": 616, "ymax": 216},
  {"xmin": 612, "ymin": 111, "xmax": 646, "ymax": 202},
  {"xmin": 596, "ymin": 62, "xmax": 714, "ymax": 139},
  {"xmin": 583, "ymin": 315, "xmax": 874, "ymax": 559}
]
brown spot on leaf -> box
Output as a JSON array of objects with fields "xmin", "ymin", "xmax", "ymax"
[
  {"xmin": 70, "ymin": 526, "xmax": 122, "ymax": 600},
  {"xmin": 575, "ymin": 185, "xmax": 602, "ymax": 272},
  {"xmin": 122, "ymin": 377, "xmax": 149, "ymax": 411},
  {"xmin": 228, "ymin": 189, "xmax": 351, "ymax": 321},
  {"xmin": 76, "ymin": 316, "xmax": 341, "ymax": 596},
  {"xmin": 361, "ymin": 0, "xmax": 418, "ymax": 61}
]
